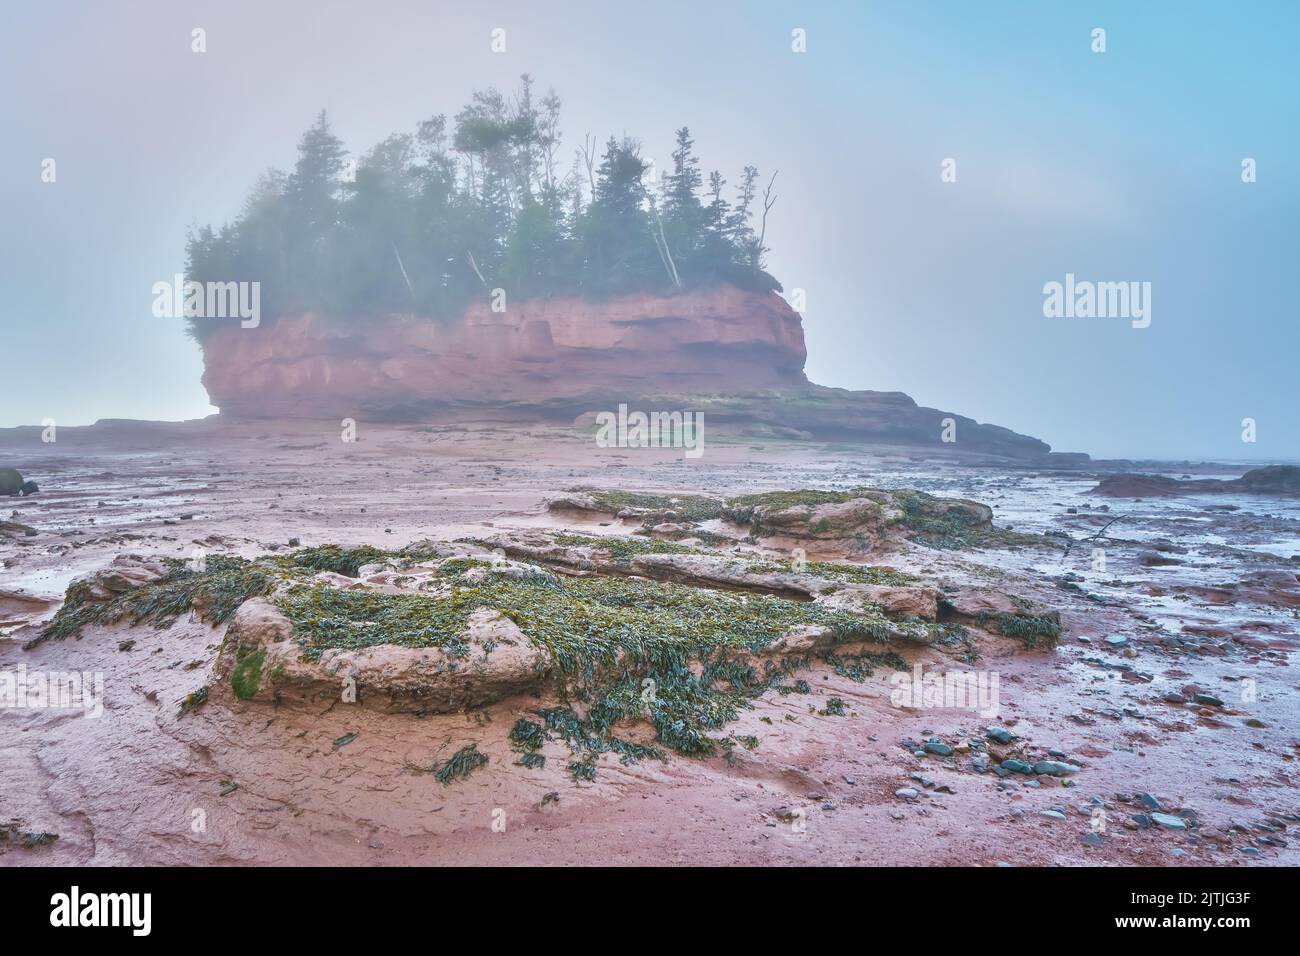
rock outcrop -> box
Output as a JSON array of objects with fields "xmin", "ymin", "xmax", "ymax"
[
  {"xmin": 1092, "ymin": 465, "xmax": 1300, "ymax": 498},
  {"xmin": 200, "ymin": 284, "xmax": 1061, "ymax": 459}
]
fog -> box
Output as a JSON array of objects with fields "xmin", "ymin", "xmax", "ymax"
[{"xmin": 2, "ymin": 0, "xmax": 1296, "ymax": 460}]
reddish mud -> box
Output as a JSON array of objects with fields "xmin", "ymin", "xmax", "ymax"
[{"xmin": 1, "ymin": 419, "xmax": 1296, "ymax": 866}]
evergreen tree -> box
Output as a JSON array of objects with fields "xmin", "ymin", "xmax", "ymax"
[{"xmin": 184, "ymin": 78, "xmax": 782, "ymax": 339}]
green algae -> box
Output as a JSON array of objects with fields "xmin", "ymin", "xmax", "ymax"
[
  {"xmin": 37, "ymin": 555, "xmax": 278, "ymax": 645},
  {"xmin": 567, "ymin": 488, "xmax": 725, "ymax": 522},
  {"xmin": 977, "ymin": 610, "xmax": 1062, "ymax": 649},
  {"xmin": 824, "ymin": 650, "xmax": 907, "ymax": 682},
  {"xmin": 432, "ymin": 744, "xmax": 489, "ymax": 785},
  {"xmin": 230, "ymin": 646, "xmax": 266, "ymax": 700},
  {"xmin": 744, "ymin": 558, "xmax": 919, "ymax": 587},
  {"xmin": 546, "ymin": 531, "xmax": 714, "ymax": 563},
  {"xmin": 726, "ymin": 488, "xmax": 881, "ymax": 512}
]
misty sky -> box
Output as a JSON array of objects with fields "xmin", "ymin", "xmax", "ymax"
[{"xmin": 1, "ymin": 1, "xmax": 1296, "ymax": 460}]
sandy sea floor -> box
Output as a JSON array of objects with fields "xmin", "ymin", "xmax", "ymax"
[{"xmin": 1, "ymin": 418, "xmax": 1297, "ymax": 866}]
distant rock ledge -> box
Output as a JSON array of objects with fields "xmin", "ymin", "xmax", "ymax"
[
  {"xmin": 199, "ymin": 284, "xmax": 1075, "ymax": 462},
  {"xmin": 1092, "ymin": 465, "xmax": 1300, "ymax": 498}
]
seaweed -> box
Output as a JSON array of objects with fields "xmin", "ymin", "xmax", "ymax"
[
  {"xmin": 824, "ymin": 650, "xmax": 907, "ymax": 682},
  {"xmin": 566, "ymin": 488, "xmax": 724, "ymax": 522},
  {"xmin": 36, "ymin": 555, "xmax": 277, "ymax": 644},
  {"xmin": 288, "ymin": 544, "xmax": 390, "ymax": 578},
  {"xmin": 432, "ymin": 744, "xmax": 489, "ymax": 785},
  {"xmin": 230, "ymin": 647, "xmax": 266, "ymax": 700}
]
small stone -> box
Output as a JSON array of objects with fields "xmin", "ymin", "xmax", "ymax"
[
  {"xmin": 986, "ymin": 727, "xmax": 1015, "ymax": 745},
  {"xmin": 1136, "ymin": 792, "xmax": 1161, "ymax": 812},
  {"xmin": 1194, "ymin": 693, "xmax": 1224, "ymax": 707},
  {"xmin": 1104, "ymin": 635, "xmax": 1128, "ymax": 648},
  {"xmin": 1033, "ymin": 761, "xmax": 1081, "ymax": 777},
  {"xmin": 1040, "ymin": 810, "xmax": 1067, "ymax": 821},
  {"xmin": 1000, "ymin": 759, "xmax": 1033, "ymax": 775},
  {"xmin": 1081, "ymin": 832, "xmax": 1105, "ymax": 846},
  {"xmin": 895, "ymin": 788, "xmax": 919, "ymax": 800},
  {"xmin": 1151, "ymin": 812, "xmax": 1187, "ymax": 830},
  {"xmin": 288, "ymin": 537, "xmax": 300, "ymax": 547},
  {"xmin": 924, "ymin": 741, "xmax": 953, "ymax": 757}
]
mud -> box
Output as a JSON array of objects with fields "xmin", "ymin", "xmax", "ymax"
[{"xmin": 1, "ymin": 419, "xmax": 1296, "ymax": 866}]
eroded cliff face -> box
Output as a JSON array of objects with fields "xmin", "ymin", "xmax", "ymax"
[
  {"xmin": 201, "ymin": 286, "xmax": 807, "ymax": 418},
  {"xmin": 199, "ymin": 284, "xmax": 1061, "ymax": 459}
]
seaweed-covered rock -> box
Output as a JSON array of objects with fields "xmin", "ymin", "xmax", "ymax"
[
  {"xmin": 547, "ymin": 486, "xmax": 1018, "ymax": 552},
  {"xmin": 78, "ymin": 555, "xmax": 175, "ymax": 602},
  {"xmin": 0, "ymin": 468, "xmax": 39, "ymax": 497},
  {"xmin": 216, "ymin": 597, "xmax": 553, "ymax": 712},
  {"xmin": 724, "ymin": 490, "xmax": 894, "ymax": 540},
  {"xmin": 940, "ymin": 587, "xmax": 1062, "ymax": 648}
]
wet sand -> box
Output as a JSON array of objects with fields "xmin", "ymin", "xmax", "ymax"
[{"xmin": 1, "ymin": 419, "xmax": 1297, "ymax": 866}]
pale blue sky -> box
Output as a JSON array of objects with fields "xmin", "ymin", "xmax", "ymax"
[{"xmin": 1, "ymin": 1, "xmax": 1296, "ymax": 459}]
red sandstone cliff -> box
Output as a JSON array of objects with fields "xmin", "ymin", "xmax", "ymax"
[
  {"xmin": 202, "ymin": 286, "xmax": 806, "ymax": 418},
  {"xmin": 200, "ymin": 284, "xmax": 1063, "ymax": 460}
]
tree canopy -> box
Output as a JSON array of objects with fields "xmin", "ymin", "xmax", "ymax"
[{"xmin": 185, "ymin": 76, "xmax": 781, "ymax": 339}]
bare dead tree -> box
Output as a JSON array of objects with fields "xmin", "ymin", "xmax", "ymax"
[
  {"xmin": 1058, "ymin": 513, "xmax": 1129, "ymax": 566},
  {"xmin": 391, "ymin": 241, "xmax": 415, "ymax": 303},
  {"xmin": 650, "ymin": 204, "xmax": 681, "ymax": 289},
  {"xmin": 754, "ymin": 170, "xmax": 778, "ymax": 270},
  {"xmin": 578, "ymin": 133, "xmax": 597, "ymax": 202},
  {"xmin": 465, "ymin": 250, "xmax": 490, "ymax": 290}
]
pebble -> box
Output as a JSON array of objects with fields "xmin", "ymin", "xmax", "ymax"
[
  {"xmin": 1040, "ymin": 810, "xmax": 1067, "ymax": 821},
  {"xmin": 986, "ymin": 727, "xmax": 1015, "ymax": 745},
  {"xmin": 924, "ymin": 740, "xmax": 953, "ymax": 757},
  {"xmin": 1001, "ymin": 759, "xmax": 1033, "ymax": 775},
  {"xmin": 1137, "ymin": 792, "xmax": 1161, "ymax": 812},
  {"xmin": 1033, "ymin": 761, "xmax": 1081, "ymax": 777},
  {"xmin": 1151, "ymin": 812, "xmax": 1187, "ymax": 830},
  {"xmin": 1105, "ymin": 635, "xmax": 1129, "ymax": 648},
  {"xmin": 1081, "ymin": 832, "xmax": 1105, "ymax": 846},
  {"xmin": 895, "ymin": 788, "xmax": 919, "ymax": 800}
]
